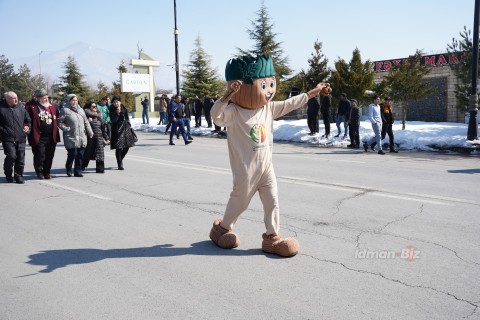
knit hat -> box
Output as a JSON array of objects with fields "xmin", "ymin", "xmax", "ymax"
[
  {"xmin": 225, "ymin": 55, "xmax": 275, "ymax": 84},
  {"xmin": 66, "ymin": 94, "xmax": 77, "ymax": 102},
  {"xmin": 34, "ymin": 88, "xmax": 48, "ymax": 97}
]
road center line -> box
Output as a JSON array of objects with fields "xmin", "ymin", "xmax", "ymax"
[{"xmin": 40, "ymin": 181, "xmax": 113, "ymax": 201}]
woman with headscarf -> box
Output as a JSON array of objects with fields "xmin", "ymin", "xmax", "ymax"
[
  {"xmin": 57, "ymin": 94, "xmax": 93, "ymax": 177},
  {"xmin": 109, "ymin": 95, "xmax": 135, "ymax": 170}
]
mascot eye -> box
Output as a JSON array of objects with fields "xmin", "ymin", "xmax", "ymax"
[
  {"xmin": 261, "ymin": 80, "xmax": 267, "ymax": 90},
  {"xmin": 269, "ymin": 79, "xmax": 276, "ymax": 89}
]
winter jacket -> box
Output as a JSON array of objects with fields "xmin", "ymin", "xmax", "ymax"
[
  {"xmin": 380, "ymin": 102, "xmax": 394, "ymax": 124},
  {"xmin": 337, "ymin": 99, "xmax": 351, "ymax": 116},
  {"xmin": 58, "ymin": 104, "xmax": 93, "ymax": 149},
  {"xmin": 84, "ymin": 108, "xmax": 105, "ymax": 160},
  {"xmin": 193, "ymin": 98, "xmax": 203, "ymax": 115},
  {"xmin": 321, "ymin": 95, "xmax": 332, "ymax": 115},
  {"xmin": 0, "ymin": 99, "xmax": 31, "ymax": 143},
  {"xmin": 96, "ymin": 103, "xmax": 111, "ymax": 124},
  {"xmin": 307, "ymin": 96, "xmax": 320, "ymax": 116},
  {"xmin": 169, "ymin": 100, "xmax": 186, "ymax": 121},
  {"xmin": 110, "ymin": 105, "xmax": 134, "ymax": 149},
  {"xmin": 26, "ymin": 102, "xmax": 60, "ymax": 147},
  {"xmin": 160, "ymin": 98, "xmax": 168, "ymax": 112},
  {"xmin": 348, "ymin": 106, "xmax": 361, "ymax": 125}
]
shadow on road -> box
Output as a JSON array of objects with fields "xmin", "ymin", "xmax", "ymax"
[
  {"xmin": 447, "ymin": 168, "xmax": 480, "ymax": 174},
  {"xmin": 24, "ymin": 241, "xmax": 267, "ymax": 274}
]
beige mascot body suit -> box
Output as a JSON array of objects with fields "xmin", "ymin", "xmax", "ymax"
[{"xmin": 209, "ymin": 55, "xmax": 330, "ymax": 257}]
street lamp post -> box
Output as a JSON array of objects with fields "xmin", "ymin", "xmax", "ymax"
[
  {"xmin": 38, "ymin": 51, "xmax": 44, "ymax": 76},
  {"xmin": 173, "ymin": 0, "xmax": 180, "ymax": 96},
  {"xmin": 468, "ymin": 0, "xmax": 479, "ymax": 140}
]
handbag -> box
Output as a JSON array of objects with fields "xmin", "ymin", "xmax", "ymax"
[
  {"xmin": 130, "ymin": 128, "xmax": 138, "ymax": 142},
  {"xmin": 122, "ymin": 120, "xmax": 137, "ymax": 147}
]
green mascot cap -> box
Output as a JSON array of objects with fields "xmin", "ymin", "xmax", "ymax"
[{"xmin": 225, "ymin": 55, "xmax": 276, "ymax": 84}]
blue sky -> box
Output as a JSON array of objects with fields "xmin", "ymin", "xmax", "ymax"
[{"xmin": 0, "ymin": 0, "xmax": 474, "ymax": 90}]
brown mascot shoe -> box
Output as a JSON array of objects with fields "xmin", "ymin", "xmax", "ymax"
[
  {"xmin": 209, "ymin": 219, "xmax": 240, "ymax": 249},
  {"xmin": 262, "ymin": 233, "xmax": 299, "ymax": 257}
]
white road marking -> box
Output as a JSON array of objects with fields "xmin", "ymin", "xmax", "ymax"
[
  {"xmin": 106, "ymin": 154, "xmax": 478, "ymax": 207},
  {"xmin": 40, "ymin": 181, "xmax": 112, "ymax": 201}
]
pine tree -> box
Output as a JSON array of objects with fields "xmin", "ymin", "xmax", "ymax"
[
  {"xmin": 447, "ymin": 26, "xmax": 478, "ymax": 112},
  {"xmin": 59, "ymin": 56, "xmax": 90, "ymax": 105},
  {"xmin": 0, "ymin": 55, "xmax": 15, "ymax": 95},
  {"xmin": 384, "ymin": 50, "xmax": 434, "ymax": 130},
  {"xmin": 13, "ymin": 64, "xmax": 42, "ymax": 101},
  {"xmin": 95, "ymin": 81, "xmax": 109, "ymax": 102},
  {"xmin": 302, "ymin": 40, "xmax": 330, "ymax": 90},
  {"xmin": 181, "ymin": 35, "xmax": 223, "ymax": 98},
  {"xmin": 329, "ymin": 48, "xmax": 374, "ymax": 106},
  {"xmin": 238, "ymin": 1, "xmax": 293, "ymax": 100}
]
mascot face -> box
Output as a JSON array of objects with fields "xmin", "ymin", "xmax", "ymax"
[
  {"xmin": 225, "ymin": 55, "xmax": 276, "ymax": 109},
  {"xmin": 230, "ymin": 76, "xmax": 276, "ymax": 109}
]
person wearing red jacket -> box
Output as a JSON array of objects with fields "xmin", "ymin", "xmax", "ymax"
[{"xmin": 26, "ymin": 89, "xmax": 60, "ymax": 179}]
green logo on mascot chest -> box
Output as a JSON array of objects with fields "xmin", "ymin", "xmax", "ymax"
[{"xmin": 250, "ymin": 124, "xmax": 266, "ymax": 143}]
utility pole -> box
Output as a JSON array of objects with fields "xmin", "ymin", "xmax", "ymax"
[
  {"xmin": 468, "ymin": 0, "xmax": 479, "ymax": 140},
  {"xmin": 39, "ymin": 51, "xmax": 43, "ymax": 76},
  {"xmin": 173, "ymin": 0, "xmax": 180, "ymax": 96}
]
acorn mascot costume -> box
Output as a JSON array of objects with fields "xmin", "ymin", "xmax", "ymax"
[{"xmin": 209, "ymin": 54, "xmax": 330, "ymax": 257}]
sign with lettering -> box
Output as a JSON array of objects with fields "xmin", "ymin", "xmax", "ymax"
[
  {"xmin": 121, "ymin": 73, "xmax": 150, "ymax": 92},
  {"xmin": 373, "ymin": 52, "xmax": 467, "ymax": 72}
]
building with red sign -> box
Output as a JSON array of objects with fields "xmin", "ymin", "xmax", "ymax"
[{"xmin": 373, "ymin": 52, "xmax": 466, "ymax": 123}]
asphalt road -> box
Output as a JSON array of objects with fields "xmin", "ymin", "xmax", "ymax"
[{"xmin": 1, "ymin": 131, "xmax": 479, "ymax": 320}]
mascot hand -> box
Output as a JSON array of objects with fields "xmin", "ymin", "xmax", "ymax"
[
  {"xmin": 221, "ymin": 80, "xmax": 243, "ymax": 103},
  {"xmin": 308, "ymin": 82, "xmax": 330, "ymax": 98}
]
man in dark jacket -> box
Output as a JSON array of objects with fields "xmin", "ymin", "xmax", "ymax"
[
  {"xmin": 320, "ymin": 88, "xmax": 332, "ymax": 138},
  {"xmin": 347, "ymin": 99, "xmax": 361, "ymax": 149},
  {"xmin": 26, "ymin": 88, "xmax": 60, "ymax": 179},
  {"xmin": 168, "ymin": 94, "xmax": 192, "ymax": 146},
  {"xmin": 193, "ymin": 95, "xmax": 203, "ymax": 128},
  {"xmin": 141, "ymin": 96, "xmax": 149, "ymax": 124},
  {"xmin": 0, "ymin": 91, "xmax": 31, "ymax": 183},
  {"xmin": 203, "ymin": 93, "xmax": 213, "ymax": 128},
  {"xmin": 307, "ymin": 95, "xmax": 320, "ymax": 135},
  {"xmin": 335, "ymin": 93, "xmax": 351, "ymax": 139}
]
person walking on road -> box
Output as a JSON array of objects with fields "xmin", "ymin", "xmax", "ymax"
[
  {"xmin": 0, "ymin": 91, "xmax": 31, "ymax": 183},
  {"xmin": 364, "ymin": 96, "xmax": 385, "ymax": 155},
  {"xmin": 26, "ymin": 88, "xmax": 60, "ymax": 180},
  {"xmin": 58, "ymin": 94, "xmax": 94, "ymax": 177}
]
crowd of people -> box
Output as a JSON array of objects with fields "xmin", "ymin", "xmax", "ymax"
[
  {"xmin": 0, "ymin": 88, "xmax": 400, "ymax": 183},
  {"xmin": 0, "ymin": 90, "xmax": 136, "ymax": 184},
  {"xmin": 307, "ymin": 91, "xmax": 398, "ymax": 154},
  {"xmin": 158, "ymin": 91, "xmax": 226, "ymax": 145}
]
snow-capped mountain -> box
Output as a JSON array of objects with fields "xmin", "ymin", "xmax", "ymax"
[{"xmin": 10, "ymin": 42, "xmax": 136, "ymax": 87}]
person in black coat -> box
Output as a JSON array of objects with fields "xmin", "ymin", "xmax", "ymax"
[
  {"xmin": 307, "ymin": 95, "xmax": 320, "ymax": 135},
  {"xmin": 335, "ymin": 93, "xmax": 351, "ymax": 138},
  {"xmin": 83, "ymin": 100, "xmax": 108, "ymax": 173},
  {"xmin": 0, "ymin": 92, "xmax": 31, "ymax": 183},
  {"xmin": 320, "ymin": 88, "xmax": 332, "ymax": 138},
  {"xmin": 193, "ymin": 95, "xmax": 203, "ymax": 128},
  {"xmin": 203, "ymin": 93, "xmax": 213, "ymax": 128},
  {"xmin": 110, "ymin": 96, "xmax": 135, "ymax": 170},
  {"xmin": 347, "ymin": 99, "xmax": 361, "ymax": 149}
]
